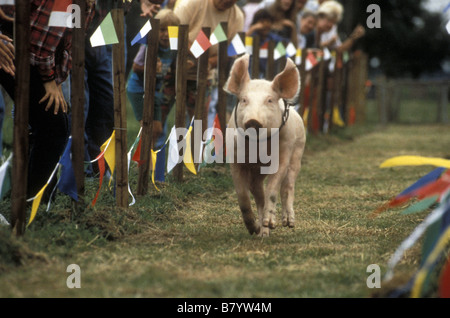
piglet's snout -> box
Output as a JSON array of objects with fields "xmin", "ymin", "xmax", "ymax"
[{"xmin": 244, "ymin": 119, "xmax": 262, "ymax": 130}]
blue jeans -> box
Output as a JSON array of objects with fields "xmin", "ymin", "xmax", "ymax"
[{"xmin": 84, "ymin": 41, "xmax": 115, "ymax": 174}]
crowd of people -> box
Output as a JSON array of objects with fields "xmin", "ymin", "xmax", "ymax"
[{"xmin": 0, "ymin": 0, "xmax": 364, "ymax": 203}]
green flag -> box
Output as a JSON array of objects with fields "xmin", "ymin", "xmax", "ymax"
[{"xmin": 90, "ymin": 12, "xmax": 119, "ymax": 47}]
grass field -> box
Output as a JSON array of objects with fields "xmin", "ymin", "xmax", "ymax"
[{"xmin": 1, "ymin": 117, "xmax": 449, "ymax": 298}]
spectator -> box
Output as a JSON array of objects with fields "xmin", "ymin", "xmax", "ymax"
[
  {"xmin": 126, "ymin": 8, "xmax": 179, "ymax": 145},
  {"xmin": 297, "ymin": 10, "xmax": 317, "ymax": 49},
  {"xmin": 305, "ymin": 0, "xmax": 364, "ymax": 52},
  {"xmin": 0, "ymin": 0, "xmax": 94, "ymax": 199},
  {"xmin": 242, "ymin": 0, "xmax": 263, "ymax": 32},
  {"xmin": 246, "ymin": 9, "xmax": 284, "ymax": 77},
  {"xmin": 267, "ymin": 0, "xmax": 298, "ymax": 46},
  {"xmin": 174, "ymin": 0, "xmax": 244, "ymax": 120},
  {"xmin": 140, "ymin": 0, "xmax": 161, "ymax": 17}
]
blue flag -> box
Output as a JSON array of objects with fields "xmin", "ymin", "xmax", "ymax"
[
  {"xmin": 398, "ymin": 167, "xmax": 446, "ymax": 198},
  {"xmin": 58, "ymin": 137, "xmax": 78, "ymax": 201}
]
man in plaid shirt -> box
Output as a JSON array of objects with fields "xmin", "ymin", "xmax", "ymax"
[{"xmin": 0, "ymin": 0, "xmax": 94, "ymax": 200}]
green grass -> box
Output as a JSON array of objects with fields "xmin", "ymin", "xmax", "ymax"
[
  {"xmin": 1, "ymin": 94, "xmax": 450, "ymax": 298},
  {"xmin": 1, "ymin": 122, "xmax": 449, "ymax": 298}
]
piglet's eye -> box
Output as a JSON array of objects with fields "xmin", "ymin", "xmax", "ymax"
[
  {"xmin": 268, "ymin": 98, "xmax": 273, "ymax": 103},
  {"xmin": 241, "ymin": 98, "xmax": 247, "ymax": 104}
]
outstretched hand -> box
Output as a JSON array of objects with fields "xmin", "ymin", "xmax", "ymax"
[{"xmin": 39, "ymin": 80, "xmax": 68, "ymax": 115}]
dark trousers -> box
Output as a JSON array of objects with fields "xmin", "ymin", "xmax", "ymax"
[{"xmin": 0, "ymin": 66, "xmax": 69, "ymax": 198}]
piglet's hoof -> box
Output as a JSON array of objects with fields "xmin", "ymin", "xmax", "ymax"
[{"xmin": 258, "ymin": 226, "xmax": 270, "ymax": 237}]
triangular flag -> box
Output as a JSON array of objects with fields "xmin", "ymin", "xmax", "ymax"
[
  {"xmin": 260, "ymin": 41, "xmax": 269, "ymax": 59},
  {"xmin": 0, "ymin": 155, "xmax": 11, "ymax": 200},
  {"xmin": 306, "ymin": 51, "xmax": 318, "ymax": 71},
  {"xmin": 92, "ymin": 155, "xmax": 105, "ymax": 206},
  {"xmin": 131, "ymin": 20, "xmax": 152, "ymax": 46},
  {"xmin": 168, "ymin": 26, "xmax": 179, "ymax": 50},
  {"xmin": 398, "ymin": 168, "xmax": 446, "ymax": 198},
  {"xmin": 446, "ymin": 20, "xmax": 450, "ymax": 34},
  {"xmin": 380, "ymin": 157, "xmax": 450, "ymax": 169},
  {"xmin": 100, "ymin": 131, "xmax": 116, "ymax": 186},
  {"xmin": 58, "ymin": 137, "xmax": 78, "ymax": 201},
  {"xmin": 295, "ymin": 48, "xmax": 302, "ymax": 65},
  {"xmin": 167, "ymin": 126, "xmax": 179, "ymax": 173},
  {"xmin": 190, "ymin": 29, "xmax": 212, "ymax": 58},
  {"xmin": 348, "ymin": 106, "xmax": 356, "ymax": 125},
  {"xmin": 286, "ymin": 42, "xmax": 297, "ymax": 57},
  {"xmin": 90, "ymin": 12, "xmax": 119, "ymax": 47},
  {"xmin": 332, "ymin": 106, "xmax": 345, "ymax": 127},
  {"xmin": 274, "ymin": 42, "xmax": 286, "ymax": 60},
  {"xmin": 48, "ymin": 0, "xmax": 72, "ymax": 28},
  {"xmin": 323, "ymin": 47, "xmax": 331, "ymax": 60},
  {"xmin": 183, "ymin": 126, "xmax": 197, "ymax": 175},
  {"xmin": 245, "ymin": 36, "xmax": 253, "ymax": 55},
  {"xmin": 210, "ymin": 23, "xmax": 227, "ymax": 45},
  {"xmin": 132, "ymin": 136, "xmax": 144, "ymax": 166},
  {"xmin": 401, "ymin": 195, "xmax": 439, "ymax": 215},
  {"xmin": 28, "ymin": 184, "xmax": 49, "ymax": 226},
  {"xmin": 227, "ymin": 34, "xmax": 246, "ymax": 57},
  {"xmin": 151, "ymin": 150, "xmax": 159, "ymax": 191}
]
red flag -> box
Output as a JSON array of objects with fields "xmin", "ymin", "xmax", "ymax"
[
  {"xmin": 440, "ymin": 257, "xmax": 450, "ymax": 298},
  {"xmin": 91, "ymin": 155, "xmax": 105, "ymax": 206},
  {"xmin": 132, "ymin": 136, "xmax": 145, "ymax": 166},
  {"xmin": 49, "ymin": 0, "xmax": 73, "ymax": 28}
]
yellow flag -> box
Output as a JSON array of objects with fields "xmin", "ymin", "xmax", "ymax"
[
  {"xmin": 100, "ymin": 131, "xmax": 116, "ymax": 185},
  {"xmin": 380, "ymin": 156, "xmax": 450, "ymax": 169},
  {"xmin": 183, "ymin": 126, "xmax": 197, "ymax": 175},
  {"xmin": 28, "ymin": 183, "xmax": 49, "ymax": 226},
  {"xmin": 302, "ymin": 108, "xmax": 309, "ymax": 129},
  {"xmin": 332, "ymin": 106, "xmax": 345, "ymax": 127},
  {"xmin": 151, "ymin": 149, "xmax": 160, "ymax": 191}
]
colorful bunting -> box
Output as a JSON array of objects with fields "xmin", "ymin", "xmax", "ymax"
[
  {"xmin": 210, "ymin": 23, "xmax": 227, "ymax": 45},
  {"xmin": 190, "ymin": 29, "xmax": 211, "ymax": 58},
  {"xmin": 439, "ymin": 257, "xmax": 450, "ymax": 298},
  {"xmin": 245, "ymin": 36, "xmax": 253, "ymax": 55},
  {"xmin": 306, "ymin": 51, "xmax": 318, "ymax": 71},
  {"xmin": 48, "ymin": 0, "xmax": 72, "ymax": 28},
  {"xmin": 260, "ymin": 41, "xmax": 269, "ymax": 59},
  {"xmin": 332, "ymin": 106, "xmax": 345, "ymax": 127},
  {"xmin": 0, "ymin": 154, "xmax": 11, "ymax": 200},
  {"xmin": 151, "ymin": 149, "xmax": 159, "ymax": 191},
  {"xmin": 273, "ymin": 42, "xmax": 286, "ymax": 61},
  {"xmin": 183, "ymin": 125, "xmax": 197, "ymax": 175},
  {"xmin": 57, "ymin": 137, "xmax": 78, "ymax": 201},
  {"xmin": 295, "ymin": 48, "xmax": 302, "ymax": 65},
  {"xmin": 90, "ymin": 12, "xmax": 119, "ymax": 47},
  {"xmin": 101, "ymin": 130, "xmax": 116, "ymax": 186},
  {"xmin": 381, "ymin": 156, "xmax": 450, "ymax": 169},
  {"xmin": 168, "ymin": 26, "xmax": 179, "ymax": 50},
  {"xmin": 227, "ymin": 34, "xmax": 246, "ymax": 57},
  {"xmin": 167, "ymin": 126, "xmax": 179, "ymax": 174},
  {"xmin": 131, "ymin": 20, "xmax": 152, "ymax": 46},
  {"xmin": 285, "ymin": 42, "xmax": 297, "ymax": 58}
]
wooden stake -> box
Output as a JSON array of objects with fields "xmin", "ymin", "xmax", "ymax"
[
  {"xmin": 11, "ymin": 0, "xmax": 30, "ymax": 236},
  {"xmin": 137, "ymin": 18, "xmax": 159, "ymax": 195},
  {"xmin": 71, "ymin": 0, "xmax": 86, "ymax": 210},
  {"xmin": 173, "ymin": 24, "xmax": 189, "ymax": 182},
  {"xmin": 216, "ymin": 22, "xmax": 228, "ymax": 162},
  {"xmin": 111, "ymin": 9, "xmax": 128, "ymax": 208},
  {"xmin": 251, "ymin": 34, "xmax": 260, "ymax": 79},
  {"xmin": 193, "ymin": 27, "xmax": 211, "ymax": 165}
]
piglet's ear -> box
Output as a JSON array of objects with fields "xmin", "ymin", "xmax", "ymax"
[
  {"xmin": 224, "ymin": 54, "xmax": 250, "ymax": 96},
  {"xmin": 271, "ymin": 58, "xmax": 300, "ymax": 102}
]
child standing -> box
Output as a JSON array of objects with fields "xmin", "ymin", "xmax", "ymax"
[{"xmin": 126, "ymin": 8, "xmax": 179, "ymax": 145}]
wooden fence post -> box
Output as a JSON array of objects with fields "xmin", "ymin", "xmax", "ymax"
[
  {"xmin": 173, "ymin": 24, "xmax": 189, "ymax": 182},
  {"xmin": 11, "ymin": 0, "xmax": 30, "ymax": 236},
  {"xmin": 137, "ymin": 18, "xmax": 159, "ymax": 195},
  {"xmin": 71, "ymin": 0, "xmax": 86, "ymax": 211},
  {"xmin": 266, "ymin": 40, "xmax": 275, "ymax": 80},
  {"xmin": 217, "ymin": 22, "xmax": 228, "ymax": 161},
  {"xmin": 251, "ymin": 34, "xmax": 260, "ymax": 79},
  {"xmin": 193, "ymin": 27, "xmax": 211, "ymax": 166},
  {"xmin": 111, "ymin": 8, "xmax": 128, "ymax": 208}
]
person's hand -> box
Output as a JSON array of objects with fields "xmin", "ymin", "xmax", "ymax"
[
  {"xmin": 140, "ymin": 0, "xmax": 160, "ymax": 18},
  {"xmin": 281, "ymin": 19, "xmax": 295, "ymax": 30},
  {"xmin": 40, "ymin": 80, "xmax": 68, "ymax": 115},
  {"xmin": 0, "ymin": 34, "xmax": 15, "ymax": 76},
  {"xmin": 350, "ymin": 25, "xmax": 365, "ymax": 41}
]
